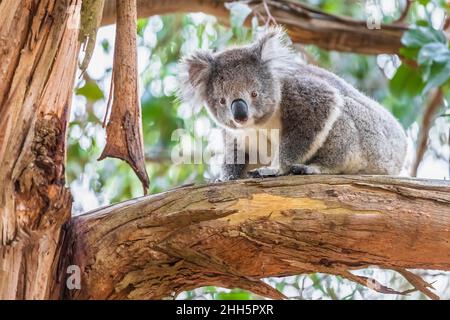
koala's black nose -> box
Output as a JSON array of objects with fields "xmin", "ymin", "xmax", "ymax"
[{"xmin": 231, "ymin": 99, "xmax": 248, "ymax": 123}]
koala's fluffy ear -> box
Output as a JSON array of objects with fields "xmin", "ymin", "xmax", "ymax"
[
  {"xmin": 177, "ymin": 50, "xmax": 214, "ymax": 105},
  {"xmin": 255, "ymin": 27, "xmax": 297, "ymax": 75}
]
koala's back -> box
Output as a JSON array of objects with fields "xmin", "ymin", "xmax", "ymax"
[{"xmin": 289, "ymin": 64, "xmax": 407, "ymax": 175}]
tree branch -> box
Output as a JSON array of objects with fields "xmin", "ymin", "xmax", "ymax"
[
  {"xmin": 101, "ymin": 0, "xmax": 409, "ymax": 55},
  {"xmin": 60, "ymin": 175, "xmax": 450, "ymax": 300}
]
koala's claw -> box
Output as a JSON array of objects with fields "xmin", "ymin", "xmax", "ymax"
[
  {"xmin": 248, "ymin": 167, "xmax": 281, "ymax": 178},
  {"xmin": 290, "ymin": 164, "xmax": 320, "ymax": 175}
]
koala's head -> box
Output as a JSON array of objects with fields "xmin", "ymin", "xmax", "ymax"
[{"xmin": 178, "ymin": 27, "xmax": 296, "ymax": 129}]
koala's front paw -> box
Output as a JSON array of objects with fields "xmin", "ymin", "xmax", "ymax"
[
  {"xmin": 290, "ymin": 164, "xmax": 321, "ymax": 175},
  {"xmin": 248, "ymin": 167, "xmax": 282, "ymax": 178}
]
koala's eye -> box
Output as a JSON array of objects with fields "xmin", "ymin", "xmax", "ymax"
[
  {"xmin": 219, "ymin": 98, "xmax": 226, "ymax": 105},
  {"xmin": 251, "ymin": 91, "xmax": 258, "ymax": 98}
]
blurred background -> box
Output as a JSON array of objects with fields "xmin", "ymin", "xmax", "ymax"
[{"xmin": 68, "ymin": 0, "xmax": 450, "ymax": 299}]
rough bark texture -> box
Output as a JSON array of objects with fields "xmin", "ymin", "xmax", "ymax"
[
  {"xmin": 101, "ymin": 0, "xmax": 409, "ymax": 55},
  {"xmin": 63, "ymin": 175, "xmax": 450, "ymax": 300},
  {"xmin": 0, "ymin": 0, "xmax": 80, "ymax": 299},
  {"xmin": 98, "ymin": 0, "xmax": 149, "ymax": 193}
]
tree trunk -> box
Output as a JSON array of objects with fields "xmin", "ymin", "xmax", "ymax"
[
  {"xmin": 0, "ymin": 0, "xmax": 81, "ymax": 299},
  {"xmin": 62, "ymin": 175, "xmax": 450, "ymax": 300}
]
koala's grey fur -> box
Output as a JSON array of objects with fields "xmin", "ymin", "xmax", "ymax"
[{"xmin": 178, "ymin": 27, "xmax": 407, "ymax": 180}]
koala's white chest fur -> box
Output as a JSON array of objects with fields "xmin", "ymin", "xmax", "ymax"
[{"xmin": 230, "ymin": 108, "xmax": 282, "ymax": 169}]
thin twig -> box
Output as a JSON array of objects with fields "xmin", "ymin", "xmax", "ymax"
[
  {"xmin": 394, "ymin": 0, "xmax": 412, "ymax": 24},
  {"xmin": 394, "ymin": 268, "xmax": 439, "ymax": 300},
  {"xmin": 144, "ymin": 150, "xmax": 172, "ymax": 163},
  {"xmin": 444, "ymin": 16, "xmax": 450, "ymax": 30},
  {"xmin": 103, "ymin": 67, "xmax": 114, "ymax": 128},
  {"xmin": 339, "ymin": 270, "xmax": 414, "ymax": 296},
  {"xmin": 411, "ymin": 89, "xmax": 444, "ymax": 177},
  {"xmin": 262, "ymin": 0, "xmax": 278, "ymax": 26}
]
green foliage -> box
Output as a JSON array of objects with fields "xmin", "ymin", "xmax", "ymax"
[
  {"xmin": 388, "ymin": 1, "xmax": 449, "ymax": 127},
  {"xmin": 400, "ymin": 25, "xmax": 450, "ymax": 93},
  {"xmin": 215, "ymin": 289, "xmax": 253, "ymax": 300},
  {"xmin": 389, "ymin": 64, "xmax": 425, "ymax": 100},
  {"xmin": 137, "ymin": 18, "xmax": 149, "ymax": 36},
  {"xmin": 401, "ymin": 26, "xmax": 446, "ymax": 48},
  {"xmin": 75, "ymin": 81, "xmax": 104, "ymax": 102}
]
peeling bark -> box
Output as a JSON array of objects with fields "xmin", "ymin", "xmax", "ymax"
[
  {"xmin": 79, "ymin": 0, "xmax": 106, "ymax": 72},
  {"xmin": 63, "ymin": 175, "xmax": 450, "ymax": 300},
  {"xmin": 0, "ymin": 0, "xmax": 80, "ymax": 299},
  {"xmin": 99, "ymin": 0, "xmax": 149, "ymax": 193}
]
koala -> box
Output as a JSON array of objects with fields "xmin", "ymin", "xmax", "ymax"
[{"xmin": 178, "ymin": 27, "xmax": 407, "ymax": 180}]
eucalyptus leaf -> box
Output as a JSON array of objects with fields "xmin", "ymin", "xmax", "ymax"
[
  {"xmin": 389, "ymin": 64, "xmax": 425, "ymax": 100},
  {"xmin": 421, "ymin": 62, "xmax": 432, "ymax": 81},
  {"xmin": 422, "ymin": 61, "xmax": 450, "ymax": 93},
  {"xmin": 399, "ymin": 47, "xmax": 419, "ymax": 60},
  {"xmin": 401, "ymin": 26, "xmax": 447, "ymax": 48},
  {"xmin": 417, "ymin": 42, "xmax": 449, "ymax": 65}
]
